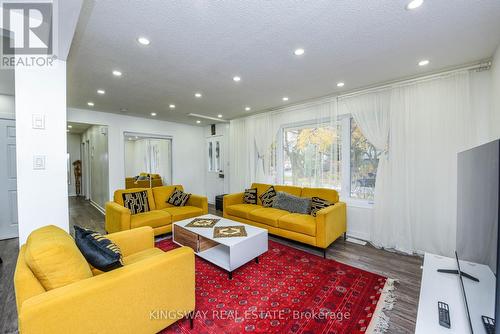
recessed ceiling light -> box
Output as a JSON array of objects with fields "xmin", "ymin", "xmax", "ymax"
[
  {"xmin": 128, "ymin": 138, "xmax": 132, "ymax": 141},
  {"xmin": 120, "ymin": 108, "xmax": 128, "ymax": 112},
  {"xmin": 418, "ymin": 59, "xmax": 430, "ymax": 66},
  {"xmin": 196, "ymin": 120, "xmax": 201, "ymax": 124},
  {"xmin": 67, "ymin": 125, "xmax": 72, "ymax": 128},
  {"xmin": 233, "ymin": 76, "xmax": 241, "ymax": 82},
  {"xmin": 112, "ymin": 70, "xmax": 122, "ymax": 77},
  {"xmin": 282, "ymin": 97, "xmax": 289, "ymax": 101},
  {"xmin": 217, "ymin": 114, "xmax": 223, "ymax": 118},
  {"xmin": 406, "ymin": 0, "xmax": 423, "ymax": 10},
  {"xmin": 245, "ymin": 106, "xmax": 251, "ymax": 111},
  {"xmin": 87, "ymin": 102, "xmax": 94, "ymax": 107},
  {"xmin": 195, "ymin": 93, "xmax": 202, "ymax": 98},
  {"xmin": 294, "ymin": 48, "xmax": 305, "ymax": 56},
  {"xmin": 337, "ymin": 82, "xmax": 345, "ymax": 87},
  {"xmin": 169, "ymin": 104, "xmax": 176, "ymax": 109},
  {"xmin": 66, "ymin": 129, "xmax": 70, "ymax": 133},
  {"xmin": 97, "ymin": 89, "xmax": 105, "ymax": 95},
  {"xmin": 151, "ymin": 112, "xmax": 157, "ymax": 116},
  {"xmin": 137, "ymin": 37, "xmax": 150, "ymax": 45}
]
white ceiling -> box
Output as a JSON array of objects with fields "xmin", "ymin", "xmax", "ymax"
[{"xmin": 67, "ymin": 0, "xmax": 500, "ymax": 126}]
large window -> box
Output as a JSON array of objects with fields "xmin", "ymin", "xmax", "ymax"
[
  {"xmin": 282, "ymin": 123, "xmax": 342, "ymax": 191},
  {"xmin": 279, "ymin": 117, "xmax": 380, "ymax": 203},
  {"xmin": 350, "ymin": 118, "xmax": 381, "ymax": 201}
]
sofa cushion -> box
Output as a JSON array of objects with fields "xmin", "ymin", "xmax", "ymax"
[
  {"xmin": 24, "ymin": 225, "xmax": 93, "ymax": 291},
  {"xmin": 130, "ymin": 210, "xmax": 171, "ymax": 229},
  {"xmin": 244, "ymin": 188, "xmax": 257, "ymax": 204},
  {"xmin": 167, "ymin": 188, "xmax": 191, "ymax": 207},
  {"xmin": 123, "ymin": 248, "xmax": 164, "ymax": 265},
  {"xmin": 152, "ymin": 185, "xmax": 183, "ymax": 209},
  {"xmin": 92, "ymin": 248, "xmax": 164, "ymax": 276},
  {"xmin": 122, "ymin": 190, "xmax": 150, "ymax": 214},
  {"xmin": 273, "ymin": 191, "xmax": 311, "ymax": 214},
  {"xmin": 301, "ymin": 187, "xmax": 339, "ymax": 204},
  {"xmin": 310, "ymin": 197, "xmax": 334, "ymax": 217},
  {"xmin": 163, "ymin": 206, "xmax": 204, "ymax": 222},
  {"xmin": 74, "ymin": 226, "xmax": 124, "ymax": 272},
  {"xmin": 114, "ymin": 188, "xmax": 156, "ymax": 210},
  {"xmin": 279, "ymin": 214, "xmax": 317, "ymax": 236},
  {"xmin": 259, "ymin": 186, "xmax": 277, "ymax": 207},
  {"xmin": 274, "ymin": 185, "xmax": 303, "ymax": 197},
  {"xmin": 251, "ymin": 183, "xmax": 272, "ymax": 205},
  {"xmin": 248, "ymin": 207, "xmax": 290, "ymax": 227},
  {"xmin": 225, "ymin": 204, "xmax": 261, "ymax": 219}
]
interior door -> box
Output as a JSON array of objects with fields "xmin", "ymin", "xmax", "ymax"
[
  {"xmin": 206, "ymin": 137, "xmax": 225, "ymax": 204},
  {"xmin": 0, "ymin": 119, "xmax": 18, "ymax": 239}
]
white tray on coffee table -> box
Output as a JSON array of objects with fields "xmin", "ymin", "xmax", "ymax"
[{"xmin": 172, "ymin": 214, "xmax": 268, "ymax": 279}]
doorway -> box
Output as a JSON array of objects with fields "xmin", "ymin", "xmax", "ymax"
[
  {"xmin": 67, "ymin": 122, "xmax": 109, "ymax": 212},
  {"xmin": 0, "ymin": 119, "xmax": 17, "ymax": 239}
]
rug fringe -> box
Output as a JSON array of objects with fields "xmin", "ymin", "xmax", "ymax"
[{"xmin": 366, "ymin": 278, "xmax": 398, "ymax": 334}]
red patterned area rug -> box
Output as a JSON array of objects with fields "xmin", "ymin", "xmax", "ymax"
[{"xmin": 156, "ymin": 239, "xmax": 395, "ymax": 334}]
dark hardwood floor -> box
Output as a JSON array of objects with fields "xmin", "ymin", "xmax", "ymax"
[{"xmin": 0, "ymin": 197, "xmax": 422, "ymax": 333}]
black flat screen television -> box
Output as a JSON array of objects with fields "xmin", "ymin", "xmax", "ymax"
[{"xmin": 456, "ymin": 139, "xmax": 500, "ymax": 333}]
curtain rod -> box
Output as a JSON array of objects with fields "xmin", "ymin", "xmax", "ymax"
[{"xmin": 337, "ymin": 60, "xmax": 491, "ymax": 100}]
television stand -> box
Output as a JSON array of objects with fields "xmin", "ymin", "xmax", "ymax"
[{"xmin": 437, "ymin": 269, "xmax": 480, "ymax": 282}]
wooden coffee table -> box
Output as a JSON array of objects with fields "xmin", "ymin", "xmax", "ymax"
[{"xmin": 172, "ymin": 214, "xmax": 268, "ymax": 279}]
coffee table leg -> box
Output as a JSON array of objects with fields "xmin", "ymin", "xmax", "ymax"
[
  {"xmin": 228, "ymin": 271, "xmax": 232, "ymax": 280},
  {"xmin": 255, "ymin": 256, "xmax": 259, "ymax": 264}
]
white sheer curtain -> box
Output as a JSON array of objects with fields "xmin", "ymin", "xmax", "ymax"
[
  {"xmin": 341, "ymin": 92, "xmax": 392, "ymax": 252},
  {"xmin": 342, "ymin": 72, "xmax": 482, "ymax": 255},
  {"xmin": 229, "ymin": 98, "xmax": 338, "ymax": 192}
]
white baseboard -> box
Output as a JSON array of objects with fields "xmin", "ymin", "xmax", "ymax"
[
  {"xmin": 346, "ymin": 237, "xmax": 368, "ymax": 246},
  {"xmin": 89, "ymin": 200, "xmax": 105, "ymax": 214}
]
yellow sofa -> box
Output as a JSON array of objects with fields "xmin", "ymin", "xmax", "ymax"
[
  {"xmin": 14, "ymin": 225, "xmax": 195, "ymax": 334},
  {"xmin": 106, "ymin": 185, "xmax": 208, "ymax": 236},
  {"xmin": 224, "ymin": 183, "xmax": 347, "ymax": 256},
  {"xmin": 125, "ymin": 173, "xmax": 163, "ymax": 189}
]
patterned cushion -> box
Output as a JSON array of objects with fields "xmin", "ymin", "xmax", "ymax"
[
  {"xmin": 244, "ymin": 188, "xmax": 257, "ymax": 204},
  {"xmin": 310, "ymin": 197, "xmax": 334, "ymax": 217},
  {"xmin": 122, "ymin": 191, "xmax": 150, "ymax": 214},
  {"xmin": 259, "ymin": 186, "xmax": 277, "ymax": 207},
  {"xmin": 167, "ymin": 188, "xmax": 191, "ymax": 206},
  {"xmin": 272, "ymin": 191, "xmax": 311, "ymax": 214},
  {"xmin": 74, "ymin": 226, "xmax": 124, "ymax": 272}
]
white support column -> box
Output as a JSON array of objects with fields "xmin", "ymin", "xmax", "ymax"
[{"xmin": 15, "ymin": 59, "xmax": 69, "ymax": 244}]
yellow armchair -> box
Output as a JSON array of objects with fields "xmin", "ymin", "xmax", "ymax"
[{"xmin": 14, "ymin": 226, "xmax": 195, "ymax": 334}]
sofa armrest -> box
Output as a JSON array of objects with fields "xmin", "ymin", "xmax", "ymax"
[
  {"xmin": 19, "ymin": 247, "xmax": 196, "ymax": 334},
  {"xmin": 187, "ymin": 194, "xmax": 208, "ymax": 214},
  {"xmin": 315, "ymin": 201, "xmax": 347, "ymax": 249},
  {"xmin": 106, "ymin": 226, "xmax": 154, "ymax": 257},
  {"xmin": 223, "ymin": 192, "xmax": 244, "ymax": 212},
  {"xmin": 105, "ymin": 202, "xmax": 131, "ymax": 234}
]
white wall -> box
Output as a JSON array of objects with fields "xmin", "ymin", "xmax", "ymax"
[
  {"xmin": 67, "ymin": 108, "xmax": 206, "ymax": 202},
  {"xmin": 492, "ymin": 44, "xmax": 500, "ymax": 139},
  {"xmin": 15, "ymin": 60, "xmax": 69, "ymax": 244},
  {"xmin": 67, "ymin": 133, "xmax": 82, "ymax": 196}
]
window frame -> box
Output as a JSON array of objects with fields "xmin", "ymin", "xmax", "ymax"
[{"xmin": 278, "ymin": 115, "xmax": 375, "ymax": 208}]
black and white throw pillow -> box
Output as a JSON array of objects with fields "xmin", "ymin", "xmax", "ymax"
[
  {"xmin": 167, "ymin": 188, "xmax": 191, "ymax": 207},
  {"xmin": 272, "ymin": 191, "xmax": 311, "ymax": 214},
  {"xmin": 244, "ymin": 188, "xmax": 257, "ymax": 204},
  {"xmin": 74, "ymin": 226, "xmax": 124, "ymax": 272},
  {"xmin": 122, "ymin": 191, "xmax": 150, "ymax": 214},
  {"xmin": 310, "ymin": 197, "xmax": 334, "ymax": 217},
  {"xmin": 259, "ymin": 186, "xmax": 277, "ymax": 207}
]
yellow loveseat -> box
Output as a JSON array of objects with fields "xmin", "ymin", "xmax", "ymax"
[
  {"xmin": 125, "ymin": 173, "xmax": 163, "ymax": 189},
  {"xmin": 106, "ymin": 185, "xmax": 208, "ymax": 236},
  {"xmin": 14, "ymin": 225, "xmax": 195, "ymax": 334},
  {"xmin": 224, "ymin": 183, "xmax": 346, "ymax": 256}
]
